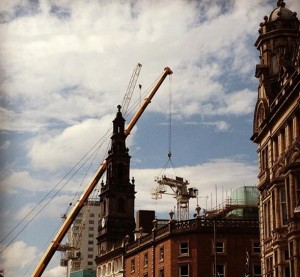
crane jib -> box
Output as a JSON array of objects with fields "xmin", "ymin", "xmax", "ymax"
[{"xmin": 31, "ymin": 66, "xmax": 172, "ymax": 277}]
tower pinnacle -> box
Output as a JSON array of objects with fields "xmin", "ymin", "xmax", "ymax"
[{"xmin": 277, "ymin": 1, "xmax": 286, "ymax": 8}]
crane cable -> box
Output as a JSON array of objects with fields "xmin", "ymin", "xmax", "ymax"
[
  {"xmin": 0, "ymin": 127, "xmax": 112, "ymax": 255},
  {"xmin": 159, "ymin": 74, "xmax": 177, "ymax": 176}
]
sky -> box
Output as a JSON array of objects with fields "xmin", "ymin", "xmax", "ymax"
[{"xmin": 1, "ymin": 0, "xmax": 300, "ymax": 276}]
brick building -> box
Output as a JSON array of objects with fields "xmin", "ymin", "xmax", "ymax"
[
  {"xmin": 95, "ymin": 107, "xmax": 260, "ymax": 276},
  {"xmin": 124, "ymin": 217, "xmax": 260, "ymax": 277}
]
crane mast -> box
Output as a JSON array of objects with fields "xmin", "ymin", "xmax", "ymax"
[
  {"xmin": 31, "ymin": 66, "xmax": 172, "ymax": 277},
  {"xmin": 152, "ymin": 175, "xmax": 198, "ymax": 221}
]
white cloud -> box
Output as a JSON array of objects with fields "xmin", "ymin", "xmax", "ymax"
[
  {"xmin": 201, "ymin": 120, "xmax": 230, "ymax": 132},
  {"xmin": 0, "ymin": 0, "xmax": 276, "ymax": 134},
  {"xmin": 43, "ymin": 265, "xmax": 66, "ymax": 277},
  {"xmin": 132, "ymin": 157, "xmax": 257, "ymax": 214},
  {"xmin": 0, "ymin": 240, "xmax": 38, "ymax": 275},
  {"xmin": 1, "ymin": 170, "xmax": 50, "ymax": 194},
  {"xmin": 216, "ymin": 89, "xmax": 257, "ymax": 115},
  {"xmin": 27, "ymin": 116, "xmax": 113, "ymax": 171}
]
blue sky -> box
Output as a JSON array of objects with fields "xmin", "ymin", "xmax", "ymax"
[{"xmin": 1, "ymin": 0, "xmax": 299, "ymax": 276}]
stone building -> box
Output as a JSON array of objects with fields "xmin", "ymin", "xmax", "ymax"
[{"xmin": 251, "ymin": 1, "xmax": 300, "ymax": 276}]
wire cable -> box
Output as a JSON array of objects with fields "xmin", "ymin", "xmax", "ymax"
[{"xmin": 0, "ymin": 128, "xmax": 111, "ymax": 251}]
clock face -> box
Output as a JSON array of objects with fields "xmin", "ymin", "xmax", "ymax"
[{"xmin": 101, "ymin": 217, "xmax": 105, "ymax": 228}]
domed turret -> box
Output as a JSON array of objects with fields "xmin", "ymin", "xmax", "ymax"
[
  {"xmin": 254, "ymin": 1, "xmax": 299, "ymax": 103},
  {"xmin": 269, "ymin": 1, "xmax": 297, "ymax": 22},
  {"xmin": 258, "ymin": 1, "xmax": 299, "ymax": 35}
]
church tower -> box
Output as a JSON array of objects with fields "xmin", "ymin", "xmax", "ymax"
[
  {"xmin": 97, "ymin": 105, "xmax": 136, "ymax": 254},
  {"xmin": 251, "ymin": 1, "xmax": 300, "ymax": 276}
]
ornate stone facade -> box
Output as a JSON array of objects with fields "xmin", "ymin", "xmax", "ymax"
[{"xmin": 251, "ymin": 1, "xmax": 300, "ymax": 276}]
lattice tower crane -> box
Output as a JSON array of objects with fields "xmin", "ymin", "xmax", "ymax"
[
  {"xmin": 121, "ymin": 63, "xmax": 142, "ymax": 117},
  {"xmin": 151, "ymin": 175, "xmax": 198, "ymax": 221},
  {"xmin": 59, "ymin": 202, "xmax": 90, "ymax": 270}
]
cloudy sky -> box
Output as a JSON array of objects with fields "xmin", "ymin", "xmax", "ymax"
[{"xmin": 1, "ymin": 0, "xmax": 300, "ymax": 276}]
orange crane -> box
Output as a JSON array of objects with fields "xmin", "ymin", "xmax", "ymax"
[{"xmin": 31, "ymin": 66, "xmax": 173, "ymax": 277}]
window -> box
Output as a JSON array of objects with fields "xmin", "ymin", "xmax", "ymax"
[
  {"xmin": 144, "ymin": 253, "xmax": 148, "ymax": 267},
  {"xmin": 253, "ymin": 264, "xmax": 262, "ymax": 277},
  {"xmin": 143, "ymin": 274, "xmax": 148, "ymax": 277},
  {"xmin": 260, "ymin": 146, "xmax": 269, "ymax": 171},
  {"xmin": 263, "ymin": 201, "xmax": 271, "ymax": 239},
  {"xmin": 280, "ymin": 188, "xmax": 287, "ymax": 225},
  {"xmin": 273, "ymin": 136, "xmax": 279, "ymax": 161},
  {"xmin": 88, "ymin": 254, "xmax": 93, "ymax": 258},
  {"xmin": 131, "ymin": 259, "xmax": 135, "ymax": 272},
  {"xmin": 159, "ymin": 246, "xmax": 164, "ymax": 261},
  {"xmin": 89, "ymin": 220, "xmax": 94, "ymax": 224},
  {"xmin": 215, "ymin": 264, "xmax": 225, "ymax": 277},
  {"xmin": 90, "ymin": 213, "xmax": 94, "ymax": 217},
  {"xmin": 89, "ymin": 226, "xmax": 94, "ymax": 231},
  {"xmin": 159, "ymin": 268, "xmax": 164, "ymax": 277},
  {"xmin": 88, "ymin": 240, "xmax": 93, "ymax": 245},
  {"xmin": 179, "ymin": 242, "xmax": 189, "ymax": 255},
  {"xmin": 296, "ymin": 175, "xmax": 300, "ymax": 208},
  {"xmin": 253, "ymin": 241, "xmax": 261, "ymax": 253},
  {"xmin": 266, "ymin": 257, "xmax": 273, "ymax": 276},
  {"xmin": 216, "ymin": 242, "xmax": 224, "ymax": 253},
  {"xmin": 179, "ymin": 264, "xmax": 189, "ymax": 277},
  {"xmin": 285, "ymin": 265, "xmax": 290, "ymax": 277},
  {"xmin": 88, "ymin": 233, "xmax": 93, "ymax": 238}
]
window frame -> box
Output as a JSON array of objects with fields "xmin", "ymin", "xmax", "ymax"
[
  {"xmin": 179, "ymin": 241, "xmax": 189, "ymax": 256},
  {"xmin": 214, "ymin": 264, "xmax": 225, "ymax": 277},
  {"xmin": 159, "ymin": 246, "xmax": 164, "ymax": 261},
  {"xmin": 253, "ymin": 264, "xmax": 262, "ymax": 277},
  {"xmin": 144, "ymin": 252, "xmax": 148, "ymax": 267},
  {"xmin": 179, "ymin": 263, "xmax": 189, "ymax": 277},
  {"xmin": 252, "ymin": 241, "xmax": 261, "ymax": 254},
  {"xmin": 215, "ymin": 241, "xmax": 225, "ymax": 254},
  {"xmin": 131, "ymin": 258, "xmax": 135, "ymax": 272}
]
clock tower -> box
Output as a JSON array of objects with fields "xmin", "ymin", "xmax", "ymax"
[{"xmin": 97, "ymin": 105, "xmax": 136, "ymax": 254}]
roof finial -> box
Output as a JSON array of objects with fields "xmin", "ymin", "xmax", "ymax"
[
  {"xmin": 117, "ymin": 105, "xmax": 121, "ymax": 112},
  {"xmin": 277, "ymin": 0, "xmax": 286, "ymax": 8}
]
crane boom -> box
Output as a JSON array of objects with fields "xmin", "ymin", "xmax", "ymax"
[{"xmin": 31, "ymin": 66, "xmax": 172, "ymax": 277}]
